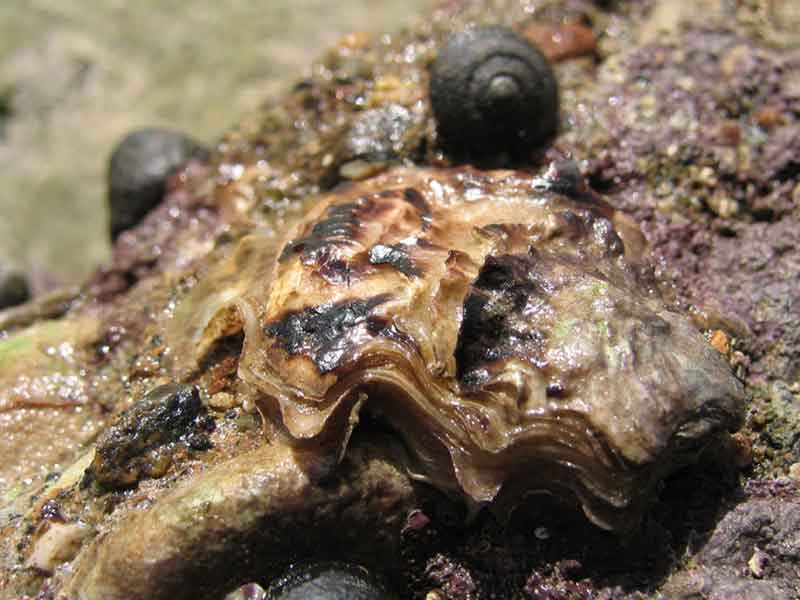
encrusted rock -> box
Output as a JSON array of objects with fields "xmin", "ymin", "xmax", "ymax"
[
  {"xmin": 661, "ymin": 495, "xmax": 800, "ymax": 598},
  {"xmin": 333, "ymin": 104, "xmax": 420, "ymax": 179}
]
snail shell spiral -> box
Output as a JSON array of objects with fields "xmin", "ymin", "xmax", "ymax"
[{"xmin": 429, "ymin": 25, "xmax": 559, "ymax": 156}]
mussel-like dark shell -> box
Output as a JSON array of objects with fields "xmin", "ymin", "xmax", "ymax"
[{"xmin": 429, "ymin": 26, "xmax": 559, "ymax": 156}]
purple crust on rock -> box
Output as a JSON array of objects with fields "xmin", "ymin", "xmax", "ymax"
[{"xmin": 555, "ymin": 22, "xmax": 800, "ymax": 384}]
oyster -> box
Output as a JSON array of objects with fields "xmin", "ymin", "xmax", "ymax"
[{"xmin": 181, "ymin": 165, "xmax": 743, "ymax": 533}]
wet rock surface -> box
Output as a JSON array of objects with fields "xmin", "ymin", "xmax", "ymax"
[
  {"xmin": 661, "ymin": 570, "xmax": 795, "ymax": 600},
  {"xmin": 557, "ymin": 14, "xmax": 800, "ymax": 390},
  {"xmin": 673, "ymin": 219, "xmax": 800, "ymax": 385},
  {"xmin": 332, "ymin": 104, "xmax": 421, "ymax": 181},
  {"xmin": 0, "ymin": 1, "xmax": 799, "ymax": 599}
]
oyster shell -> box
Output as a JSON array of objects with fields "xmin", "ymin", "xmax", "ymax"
[{"xmin": 184, "ymin": 165, "xmax": 743, "ymax": 531}]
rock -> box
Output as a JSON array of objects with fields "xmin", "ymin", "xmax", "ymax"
[
  {"xmin": 761, "ymin": 125, "xmax": 800, "ymax": 182},
  {"xmin": 425, "ymin": 555, "xmax": 478, "ymax": 600},
  {"xmin": 697, "ymin": 498, "xmax": 800, "ymax": 579},
  {"xmin": 660, "ymin": 567, "xmax": 795, "ymax": 600},
  {"xmin": 520, "ymin": 21, "xmax": 596, "ymax": 62},
  {"xmin": 660, "ymin": 496, "xmax": 800, "ymax": 597},
  {"xmin": 336, "ymin": 104, "xmax": 416, "ymax": 166},
  {"xmin": 659, "ymin": 498, "xmax": 800, "ymax": 600},
  {"xmin": 25, "ymin": 521, "xmax": 92, "ymax": 574},
  {"xmin": 687, "ymin": 219, "xmax": 800, "ymax": 383},
  {"xmin": 62, "ymin": 435, "xmax": 417, "ymax": 600}
]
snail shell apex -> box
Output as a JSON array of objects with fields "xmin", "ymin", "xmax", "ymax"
[{"xmin": 429, "ymin": 25, "xmax": 559, "ymax": 156}]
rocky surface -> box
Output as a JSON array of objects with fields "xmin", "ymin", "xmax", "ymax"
[
  {"xmin": 662, "ymin": 485, "xmax": 800, "ymax": 599},
  {"xmin": 1, "ymin": 1, "xmax": 799, "ymax": 599}
]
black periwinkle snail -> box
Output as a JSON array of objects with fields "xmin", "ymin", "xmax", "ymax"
[
  {"xmin": 265, "ymin": 562, "xmax": 396, "ymax": 600},
  {"xmin": 0, "ymin": 263, "xmax": 30, "ymax": 309},
  {"xmin": 107, "ymin": 128, "xmax": 208, "ymax": 239},
  {"xmin": 429, "ymin": 25, "xmax": 559, "ymax": 157}
]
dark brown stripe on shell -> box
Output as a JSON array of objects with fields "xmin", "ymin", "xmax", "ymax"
[
  {"xmin": 265, "ymin": 294, "xmax": 392, "ymax": 374},
  {"xmin": 402, "ymin": 187, "xmax": 431, "ymax": 216},
  {"xmin": 279, "ymin": 202, "xmax": 361, "ymax": 263},
  {"xmin": 455, "ymin": 254, "xmax": 551, "ymax": 388}
]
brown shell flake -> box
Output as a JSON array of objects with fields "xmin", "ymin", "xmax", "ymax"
[{"xmin": 190, "ymin": 165, "xmax": 743, "ymax": 531}]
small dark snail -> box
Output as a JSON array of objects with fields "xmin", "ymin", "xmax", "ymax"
[
  {"xmin": 0, "ymin": 264, "xmax": 30, "ymax": 309},
  {"xmin": 429, "ymin": 25, "xmax": 558, "ymax": 157},
  {"xmin": 107, "ymin": 128, "xmax": 208, "ymax": 240},
  {"xmin": 265, "ymin": 562, "xmax": 396, "ymax": 600}
]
